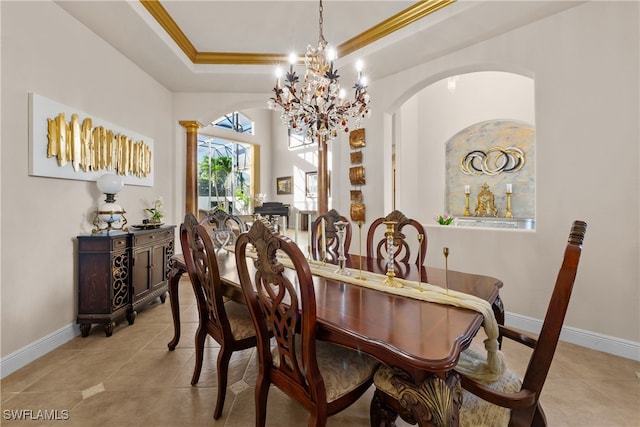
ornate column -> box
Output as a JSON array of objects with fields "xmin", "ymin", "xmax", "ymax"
[
  {"xmin": 179, "ymin": 121, "xmax": 202, "ymax": 216},
  {"xmin": 317, "ymin": 134, "xmax": 328, "ymax": 215}
]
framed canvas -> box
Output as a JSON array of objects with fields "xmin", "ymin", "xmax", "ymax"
[
  {"xmin": 276, "ymin": 176, "xmax": 292, "ymax": 195},
  {"xmin": 305, "ymin": 171, "xmax": 318, "ymax": 197}
]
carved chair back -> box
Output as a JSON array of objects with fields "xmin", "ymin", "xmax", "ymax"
[
  {"xmin": 199, "ymin": 208, "xmax": 246, "ymax": 251},
  {"xmin": 181, "ymin": 213, "xmax": 228, "ymax": 337},
  {"xmin": 236, "ymin": 220, "xmax": 323, "ymax": 402},
  {"xmin": 505, "ymin": 220, "xmax": 587, "ymax": 424},
  {"xmin": 235, "ymin": 220, "xmax": 377, "ymax": 426},
  {"xmin": 310, "ymin": 209, "xmax": 352, "ymax": 261},
  {"xmin": 366, "ymin": 210, "xmax": 427, "ymax": 265}
]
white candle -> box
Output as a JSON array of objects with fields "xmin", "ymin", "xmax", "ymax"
[
  {"xmin": 464, "ymin": 185, "xmax": 470, "ymax": 194},
  {"xmin": 321, "ymin": 218, "xmax": 327, "ymax": 258},
  {"xmin": 295, "ymin": 212, "xmax": 299, "ymax": 245},
  {"xmin": 506, "ymin": 183, "xmax": 513, "ymax": 193}
]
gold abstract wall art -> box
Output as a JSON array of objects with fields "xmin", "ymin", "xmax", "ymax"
[
  {"xmin": 29, "ymin": 93, "xmax": 154, "ymax": 186},
  {"xmin": 46, "ymin": 113, "xmax": 152, "ymax": 177}
]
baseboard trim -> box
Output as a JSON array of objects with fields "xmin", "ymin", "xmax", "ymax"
[
  {"xmin": 505, "ymin": 312, "xmax": 640, "ymax": 361},
  {"xmin": 1, "ymin": 323, "xmax": 80, "ymax": 379},
  {"xmin": 2, "ymin": 314, "xmax": 638, "ymax": 378}
]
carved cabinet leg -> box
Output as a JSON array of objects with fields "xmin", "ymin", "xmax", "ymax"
[
  {"xmin": 80, "ymin": 324, "xmax": 91, "ymax": 337},
  {"xmin": 126, "ymin": 309, "xmax": 136, "ymax": 325},
  {"xmin": 104, "ymin": 322, "xmax": 114, "ymax": 337}
]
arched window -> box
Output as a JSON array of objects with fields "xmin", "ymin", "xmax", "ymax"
[{"xmin": 197, "ymin": 112, "xmax": 255, "ymax": 216}]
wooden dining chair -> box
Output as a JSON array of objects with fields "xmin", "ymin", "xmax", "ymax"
[
  {"xmin": 366, "ymin": 210, "xmax": 427, "ymax": 265},
  {"xmin": 198, "ymin": 207, "xmax": 246, "ymax": 251},
  {"xmin": 179, "ymin": 213, "xmax": 258, "ymax": 420},
  {"xmin": 310, "ymin": 208, "xmax": 352, "ymax": 261},
  {"xmin": 371, "ymin": 220, "xmax": 587, "ymax": 427},
  {"xmin": 235, "ymin": 220, "xmax": 379, "ymax": 427}
]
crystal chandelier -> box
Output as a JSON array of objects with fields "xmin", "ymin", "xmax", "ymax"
[{"xmin": 268, "ymin": 0, "xmax": 371, "ymax": 141}]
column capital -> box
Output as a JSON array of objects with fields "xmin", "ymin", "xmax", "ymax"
[{"xmin": 179, "ymin": 121, "xmax": 203, "ymax": 132}]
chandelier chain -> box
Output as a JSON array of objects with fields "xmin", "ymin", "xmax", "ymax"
[{"xmin": 318, "ymin": 0, "xmax": 325, "ymax": 44}]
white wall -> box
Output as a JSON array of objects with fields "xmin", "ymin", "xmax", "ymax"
[
  {"xmin": 1, "ymin": 2, "xmax": 173, "ymax": 367},
  {"xmin": 332, "ymin": 1, "xmax": 639, "ymax": 349}
]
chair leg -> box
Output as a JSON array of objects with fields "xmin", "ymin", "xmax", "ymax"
[
  {"xmin": 255, "ymin": 373, "xmax": 270, "ymax": 427},
  {"xmin": 532, "ymin": 402, "xmax": 548, "ymax": 427},
  {"xmin": 370, "ymin": 389, "xmax": 398, "ymax": 427},
  {"xmin": 309, "ymin": 407, "xmax": 328, "ymax": 427},
  {"xmin": 191, "ymin": 326, "xmax": 207, "ymax": 385},
  {"xmin": 213, "ymin": 346, "xmax": 232, "ymax": 420}
]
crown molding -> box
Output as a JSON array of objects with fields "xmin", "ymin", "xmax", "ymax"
[{"xmin": 140, "ymin": 0, "xmax": 456, "ymax": 65}]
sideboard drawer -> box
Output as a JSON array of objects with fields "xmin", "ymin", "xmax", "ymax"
[{"xmin": 133, "ymin": 229, "xmax": 173, "ymax": 247}]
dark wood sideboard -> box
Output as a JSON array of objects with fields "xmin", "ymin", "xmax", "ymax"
[{"xmin": 76, "ymin": 226, "xmax": 175, "ymax": 337}]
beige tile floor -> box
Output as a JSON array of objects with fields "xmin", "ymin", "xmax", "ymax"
[{"xmin": 2, "ymin": 276, "xmax": 639, "ymax": 426}]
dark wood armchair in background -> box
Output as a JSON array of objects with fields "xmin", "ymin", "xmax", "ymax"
[
  {"xmin": 180, "ymin": 213, "xmax": 258, "ymax": 420},
  {"xmin": 236, "ymin": 220, "xmax": 379, "ymax": 427},
  {"xmin": 310, "ymin": 208, "xmax": 352, "ymax": 262},
  {"xmin": 371, "ymin": 220, "xmax": 587, "ymax": 427}
]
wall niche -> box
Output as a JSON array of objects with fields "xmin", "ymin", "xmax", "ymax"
[{"xmin": 446, "ymin": 119, "xmax": 535, "ymax": 228}]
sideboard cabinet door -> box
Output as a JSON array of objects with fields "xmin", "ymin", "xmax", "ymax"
[
  {"xmin": 130, "ymin": 227, "xmax": 175, "ymax": 320},
  {"xmin": 76, "ymin": 232, "xmax": 130, "ymax": 337}
]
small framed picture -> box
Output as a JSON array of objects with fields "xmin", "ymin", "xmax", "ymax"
[
  {"xmin": 276, "ymin": 176, "xmax": 292, "ymax": 195},
  {"xmin": 305, "ymin": 171, "xmax": 318, "ymax": 197}
]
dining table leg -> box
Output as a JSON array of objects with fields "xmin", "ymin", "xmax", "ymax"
[
  {"xmin": 371, "ymin": 368, "xmax": 462, "ymax": 427},
  {"xmin": 492, "ymin": 295, "xmax": 505, "ymax": 348},
  {"xmin": 166, "ymin": 262, "xmax": 186, "ymax": 350}
]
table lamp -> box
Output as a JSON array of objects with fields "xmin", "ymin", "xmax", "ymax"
[{"xmin": 92, "ymin": 173, "xmax": 127, "ymax": 233}]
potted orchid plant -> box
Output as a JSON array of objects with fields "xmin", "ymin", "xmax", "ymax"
[{"xmin": 145, "ymin": 196, "xmax": 164, "ymax": 223}]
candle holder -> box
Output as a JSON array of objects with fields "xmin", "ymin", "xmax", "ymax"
[
  {"xmin": 464, "ymin": 192, "xmax": 471, "ymax": 216},
  {"xmin": 320, "ymin": 218, "xmax": 327, "ymax": 265},
  {"xmin": 417, "ymin": 234, "xmax": 425, "ymax": 291},
  {"xmin": 383, "ymin": 221, "xmax": 402, "ymax": 288},
  {"xmin": 505, "ymin": 191, "xmax": 513, "ymax": 218},
  {"xmin": 333, "ymin": 221, "xmax": 350, "ymax": 275},
  {"xmin": 307, "ymin": 217, "xmax": 312, "ymax": 261},
  {"xmin": 355, "ymin": 221, "xmax": 367, "ymax": 281},
  {"xmin": 443, "ymin": 247, "xmax": 450, "ymax": 294}
]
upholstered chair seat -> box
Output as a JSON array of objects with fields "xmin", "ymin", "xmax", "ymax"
[
  {"xmin": 274, "ymin": 338, "xmax": 379, "ymax": 403},
  {"xmin": 224, "ymin": 300, "xmax": 258, "ymax": 340}
]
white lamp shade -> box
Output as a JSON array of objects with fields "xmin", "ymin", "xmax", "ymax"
[{"xmin": 97, "ymin": 173, "xmax": 124, "ymax": 194}]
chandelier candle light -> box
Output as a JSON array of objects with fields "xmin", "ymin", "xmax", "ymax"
[{"xmin": 268, "ymin": 0, "xmax": 371, "ymax": 215}]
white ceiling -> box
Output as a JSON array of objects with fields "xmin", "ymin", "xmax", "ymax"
[{"xmin": 56, "ymin": 1, "xmax": 583, "ymax": 93}]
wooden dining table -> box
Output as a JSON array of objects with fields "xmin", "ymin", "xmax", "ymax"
[{"xmin": 166, "ymin": 250, "xmax": 503, "ymax": 425}]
